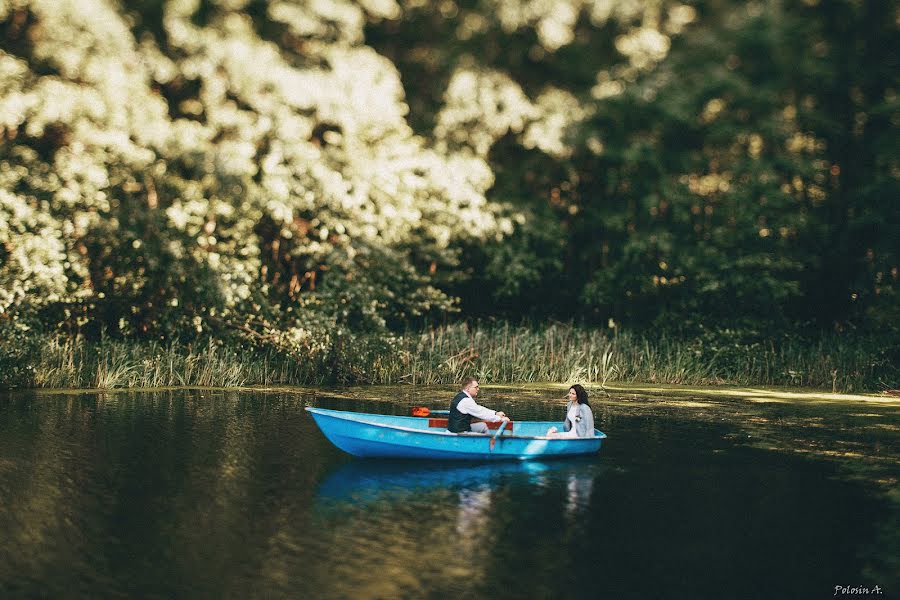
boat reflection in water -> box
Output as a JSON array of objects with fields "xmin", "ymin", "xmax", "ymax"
[
  {"xmin": 305, "ymin": 458, "xmax": 606, "ymax": 597},
  {"xmin": 322, "ymin": 458, "xmax": 557, "ymax": 495},
  {"xmin": 314, "ymin": 457, "xmax": 603, "ymax": 519}
]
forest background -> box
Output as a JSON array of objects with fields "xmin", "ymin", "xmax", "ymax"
[{"xmin": 0, "ymin": 0, "xmax": 897, "ymax": 391}]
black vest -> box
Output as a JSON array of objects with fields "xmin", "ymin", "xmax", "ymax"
[{"xmin": 448, "ymin": 392, "xmax": 472, "ymax": 433}]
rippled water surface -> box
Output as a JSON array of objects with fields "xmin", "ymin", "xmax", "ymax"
[{"xmin": 0, "ymin": 386, "xmax": 897, "ymax": 599}]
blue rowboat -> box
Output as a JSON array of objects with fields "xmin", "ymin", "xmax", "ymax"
[{"xmin": 305, "ymin": 407, "xmax": 607, "ymax": 460}]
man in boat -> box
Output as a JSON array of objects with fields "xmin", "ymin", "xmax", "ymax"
[{"xmin": 448, "ymin": 377, "xmax": 509, "ymax": 434}]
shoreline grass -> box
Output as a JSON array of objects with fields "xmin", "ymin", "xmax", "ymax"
[{"xmin": 1, "ymin": 322, "xmax": 895, "ymax": 392}]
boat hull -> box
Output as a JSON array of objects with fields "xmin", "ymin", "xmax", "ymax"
[{"xmin": 306, "ymin": 407, "xmax": 606, "ymax": 460}]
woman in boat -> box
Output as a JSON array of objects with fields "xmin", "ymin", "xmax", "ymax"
[{"xmin": 546, "ymin": 384, "xmax": 595, "ymax": 438}]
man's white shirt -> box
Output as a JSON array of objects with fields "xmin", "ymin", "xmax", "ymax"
[{"xmin": 456, "ymin": 392, "xmax": 501, "ymax": 422}]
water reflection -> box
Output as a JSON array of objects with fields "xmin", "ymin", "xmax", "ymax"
[
  {"xmin": 0, "ymin": 389, "xmax": 895, "ymax": 599},
  {"xmin": 565, "ymin": 471, "xmax": 594, "ymax": 516},
  {"xmin": 456, "ymin": 484, "xmax": 492, "ymax": 538},
  {"xmin": 315, "ymin": 458, "xmax": 602, "ymax": 507},
  {"xmin": 309, "ymin": 457, "xmax": 607, "ymax": 598},
  {"xmin": 313, "ymin": 458, "xmax": 605, "ymax": 544}
]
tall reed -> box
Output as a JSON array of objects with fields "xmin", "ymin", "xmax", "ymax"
[{"xmin": 8, "ymin": 322, "xmax": 895, "ymax": 391}]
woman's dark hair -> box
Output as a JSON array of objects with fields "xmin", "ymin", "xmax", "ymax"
[{"xmin": 569, "ymin": 384, "xmax": 590, "ymax": 407}]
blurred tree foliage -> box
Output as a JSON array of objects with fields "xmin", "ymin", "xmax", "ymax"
[
  {"xmin": 369, "ymin": 0, "xmax": 898, "ymax": 340},
  {"xmin": 1, "ymin": 0, "xmax": 897, "ymax": 355},
  {"xmin": 0, "ymin": 0, "xmax": 514, "ymax": 351}
]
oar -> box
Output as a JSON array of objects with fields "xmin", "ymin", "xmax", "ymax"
[
  {"xmin": 489, "ymin": 419, "xmax": 508, "ymax": 451},
  {"xmin": 410, "ymin": 406, "xmax": 450, "ymax": 417}
]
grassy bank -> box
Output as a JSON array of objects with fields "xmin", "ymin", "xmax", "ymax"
[{"xmin": 2, "ymin": 322, "xmax": 894, "ymax": 392}]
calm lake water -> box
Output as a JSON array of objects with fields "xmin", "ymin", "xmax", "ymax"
[{"xmin": 0, "ymin": 386, "xmax": 897, "ymax": 599}]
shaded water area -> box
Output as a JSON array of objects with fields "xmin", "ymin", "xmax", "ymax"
[{"xmin": 0, "ymin": 385, "xmax": 897, "ymax": 599}]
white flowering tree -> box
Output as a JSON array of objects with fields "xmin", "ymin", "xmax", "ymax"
[{"xmin": 0, "ymin": 0, "xmax": 517, "ymax": 348}]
